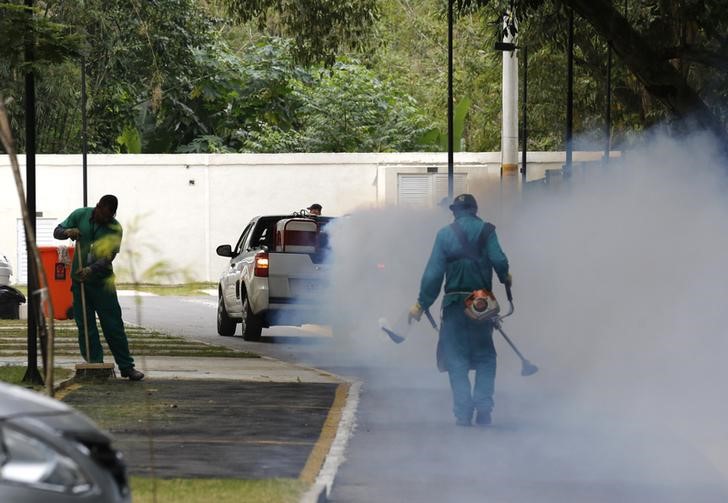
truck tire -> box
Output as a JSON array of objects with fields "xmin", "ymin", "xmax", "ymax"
[
  {"xmin": 217, "ymin": 294, "xmax": 237, "ymax": 336},
  {"xmin": 241, "ymin": 295, "xmax": 263, "ymax": 341}
]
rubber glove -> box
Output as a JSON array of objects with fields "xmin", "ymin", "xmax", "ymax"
[
  {"xmin": 408, "ymin": 302, "xmax": 423, "ymax": 324},
  {"xmin": 77, "ymin": 267, "xmax": 92, "ymax": 282},
  {"xmin": 65, "ymin": 228, "xmax": 81, "ymax": 240},
  {"xmin": 504, "ymin": 273, "xmax": 513, "ymax": 288}
]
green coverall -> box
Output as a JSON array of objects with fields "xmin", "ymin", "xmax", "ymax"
[
  {"xmin": 59, "ymin": 208, "xmax": 135, "ymax": 371},
  {"xmin": 417, "ymin": 212, "xmax": 510, "ymax": 423}
]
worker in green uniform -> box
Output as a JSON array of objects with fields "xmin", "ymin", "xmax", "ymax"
[
  {"xmin": 54, "ymin": 195, "xmax": 144, "ymax": 381},
  {"xmin": 409, "ymin": 194, "xmax": 510, "ymax": 426}
]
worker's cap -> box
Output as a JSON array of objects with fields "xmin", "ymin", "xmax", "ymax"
[
  {"xmin": 449, "ymin": 193, "xmax": 478, "ymax": 211},
  {"xmin": 308, "ymin": 203, "xmax": 322, "ymax": 211}
]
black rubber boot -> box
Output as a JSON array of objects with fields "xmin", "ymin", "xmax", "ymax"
[
  {"xmin": 475, "ymin": 410, "xmax": 491, "ymax": 426},
  {"xmin": 120, "ymin": 367, "xmax": 145, "ymax": 381}
]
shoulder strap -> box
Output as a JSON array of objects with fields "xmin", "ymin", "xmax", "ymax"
[
  {"xmin": 477, "ymin": 222, "xmax": 495, "ymax": 251},
  {"xmin": 448, "ymin": 221, "xmax": 494, "ymax": 261},
  {"xmin": 447, "ymin": 221, "xmax": 495, "ymax": 288}
]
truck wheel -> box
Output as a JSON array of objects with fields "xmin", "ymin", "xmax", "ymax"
[
  {"xmin": 241, "ymin": 295, "xmax": 263, "ymax": 341},
  {"xmin": 217, "ymin": 295, "xmax": 237, "ymax": 336}
]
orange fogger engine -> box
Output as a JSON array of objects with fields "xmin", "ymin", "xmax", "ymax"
[{"xmin": 464, "ymin": 289, "xmax": 500, "ymax": 322}]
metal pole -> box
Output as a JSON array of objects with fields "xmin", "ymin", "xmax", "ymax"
[
  {"xmin": 501, "ymin": 12, "xmax": 519, "ymax": 179},
  {"xmin": 81, "ymin": 56, "xmax": 88, "ymax": 206},
  {"xmin": 604, "ymin": 44, "xmax": 612, "ymax": 164},
  {"xmin": 565, "ymin": 8, "xmax": 574, "ymax": 178},
  {"xmin": 22, "ymin": 0, "xmax": 43, "ymax": 385},
  {"xmin": 521, "ymin": 45, "xmax": 527, "ymax": 183},
  {"xmin": 447, "ymin": 0, "xmax": 454, "ymax": 199}
]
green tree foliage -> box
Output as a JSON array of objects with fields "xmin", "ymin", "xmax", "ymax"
[
  {"xmin": 0, "ymin": 2, "xmax": 80, "ymax": 70},
  {"xmin": 292, "ymin": 61, "xmax": 435, "ymax": 152},
  {"xmin": 460, "ymin": 0, "xmax": 728, "ymax": 144},
  {"xmin": 219, "ymin": 0, "xmax": 381, "ymax": 65},
  {"xmin": 0, "ymin": 0, "xmax": 431, "ymax": 154},
  {"xmin": 182, "ymin": 38, "xmax": 310, "ymax": 152},
  {"xmin": 0, "ymin": 1, "xmax": 81, "ymax": 153},
  {"xmin": 6, "ymin": 0, "xmax": 724, "ymax": 155},
  {"xmin": 365, "ymin": 0, "xmax": 503, "ymax": 150},
  {"xmin": 79, "ymin": 0, "xmax": 221, "ymax": 152},
  {"xmin": 196, "ymin": 42, "xmax": 435, "ymax": 153}
]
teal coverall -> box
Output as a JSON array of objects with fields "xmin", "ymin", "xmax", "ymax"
[
  {"xmin": 58, "ymin": 208, "xmax": 135, "ymax": 371},
  {"xmin": 417, "ymin": 213, "xmax": 510, "ymax": 423}
]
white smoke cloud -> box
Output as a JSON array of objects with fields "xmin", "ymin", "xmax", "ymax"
[{"xmin": 323, "ymin": 132, "xmax": 728, "ymax": 500}]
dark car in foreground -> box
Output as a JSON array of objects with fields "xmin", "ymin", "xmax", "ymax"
[{"xmin": 0, "ymin": 381, "xmax": 130, "ymax": 502}]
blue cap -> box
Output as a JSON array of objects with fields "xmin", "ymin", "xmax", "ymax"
[{"xmin": 449, "ymin": 193, "xmax": 477, "ymax": 211}]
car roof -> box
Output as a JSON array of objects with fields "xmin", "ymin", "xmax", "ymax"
[{"xmin": 255, "ymin": 214, "xmax": 335, "ymax": 221}]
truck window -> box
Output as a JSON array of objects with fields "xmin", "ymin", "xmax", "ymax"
[
  {"xmin": 249, "ymin": 219, "xmax": 278, "ymax": 250},
  {"xmin": 233, "ymin": 222, "xmax": 254, "ymax": 255}
]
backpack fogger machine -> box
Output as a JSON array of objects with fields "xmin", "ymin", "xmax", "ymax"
[{"xmin": 381, "ymin": 284, "xmax": 538, "ymax": 377}]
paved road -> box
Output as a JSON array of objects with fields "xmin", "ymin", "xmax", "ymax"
[{"xmin": 121, "ymin": 295, "xmax": 728, "ymax": 503}]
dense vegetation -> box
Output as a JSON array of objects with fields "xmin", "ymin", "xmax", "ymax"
[{"xmin": 0, "ymin": 0, "xmax": 725, "ymax": 154}]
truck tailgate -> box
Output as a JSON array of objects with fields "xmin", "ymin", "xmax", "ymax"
[{"xmin": 267, "ymin": 253, "xmax": 329, "ymax": 300}]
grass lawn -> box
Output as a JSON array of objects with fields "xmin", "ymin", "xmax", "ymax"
[
  {"xmin": 119, "ymin": 282, "xmax": 216, "ymax": 296},
  {"xmin": 0, "ymin": 365, "xmax": 74, "ymax": 388},
  {"xmin": 130, "ymin": 477, "xmax": 307, "ymax": 503},
  {"xmin": 10, "ymin": 282, "xmax": 215, "ymax": 297},
  {"xmin": 0, "ymin": 320, "xmax": 258, "ymax": 358}
]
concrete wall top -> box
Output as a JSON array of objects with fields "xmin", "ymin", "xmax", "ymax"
[{"xmin": 2, "ymin": 150, "xmax": 613, "ymax": 168}]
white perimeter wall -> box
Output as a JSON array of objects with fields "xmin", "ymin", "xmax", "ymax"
[{"xmin": 1, "ymin": 151, "xmax": 610, "ymax": 284}]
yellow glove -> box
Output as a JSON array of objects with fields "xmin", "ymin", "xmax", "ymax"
[{"xmin": 408, "ymin": 302, "xmax": 423, "ymax": 324}]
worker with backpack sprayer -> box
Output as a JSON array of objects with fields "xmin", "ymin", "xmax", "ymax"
[{"xmin": 409, "ymin": 193, "xmax": 511, "ymax": 427}]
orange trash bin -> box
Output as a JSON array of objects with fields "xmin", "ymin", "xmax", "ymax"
[{"xmin": 38, "ymin": 246, "xmax": 75, "ymax": 320}]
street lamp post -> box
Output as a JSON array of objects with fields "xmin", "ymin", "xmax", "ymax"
[
  {"xmin": 604, "ymin": 43, "xmax": 612, "ymax": 165},
  {"xmin": 447, "ymin": 0, "xmax": 454, "ymax": 199},
  {"xmin": 565, "ymin": 8, "xmax": 574, "ymax": 178},
  {"xmin": 494, "ymin": 41, "xmax": 527, "ymax": 183},
  {"xmin": 521, "ymin": 44, "xmax": 527, "ymax": 183},
  {"xmin": 22, "ymin": 0, "xmax": 43, "ymax": 385},
  {"xmin": 81, "ymin": 57, "xmax": 88, "ymax": 206}
]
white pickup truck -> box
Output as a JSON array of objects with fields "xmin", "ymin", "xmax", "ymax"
[{"xmin": 215, "ymin": 214, "xmax": 333, "ymax": 340}]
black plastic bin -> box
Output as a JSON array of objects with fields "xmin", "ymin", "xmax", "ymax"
[{"xmin": 0, "ymin": 286, "xmax": 26, "ymax": 320}]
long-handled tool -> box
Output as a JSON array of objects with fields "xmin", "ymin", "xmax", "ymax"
[
  {"xmin": 379, "ymin": 311, "xmax": 412, "ymax": 344},
  {"xmin": 393, "ymin": 285, "xmax": 538, "ymax": 377},
  {"xmin": 379, "ymin": 318, "xmax": 406, "ymax": 344},
  {"xmin": 494, "ymin": 285, "xmax": 538, "ymax": 376},
  {"xmin": 74, "ymin": 242, "xmax": 114, "ymax": 380},
  {"xmin": 379, "ymin": 308, "xmax": 438, "ymax": 344},
  {"xmin": 77, "ymin": 243, "xmax": 90, "ymax": 362}
]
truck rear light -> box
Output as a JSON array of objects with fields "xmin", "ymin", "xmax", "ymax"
[{"xmin": 254, "ymin": 251, "xmax": 269, "ymax": 277}]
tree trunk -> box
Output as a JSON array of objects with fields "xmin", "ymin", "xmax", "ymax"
[{"xmin": 564, "ymin": 0, "xmax": 728, "ymax": 144}]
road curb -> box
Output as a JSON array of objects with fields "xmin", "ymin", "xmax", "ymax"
[
  {"xmin": 301, "ymin": 483, "xmax": 328, "ymax": 503},
  {"xmin": 299, "ymin": 380, "xmax": 361, "ymax": 503}
]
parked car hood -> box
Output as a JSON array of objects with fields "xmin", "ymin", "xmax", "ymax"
[
  {"xmin": 0, "ymin": 382, "xmax": 110, "ymax": 442},
  {"xmin": 0, "ymin": 381, "xmax": 70, "ymax": 418}
]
